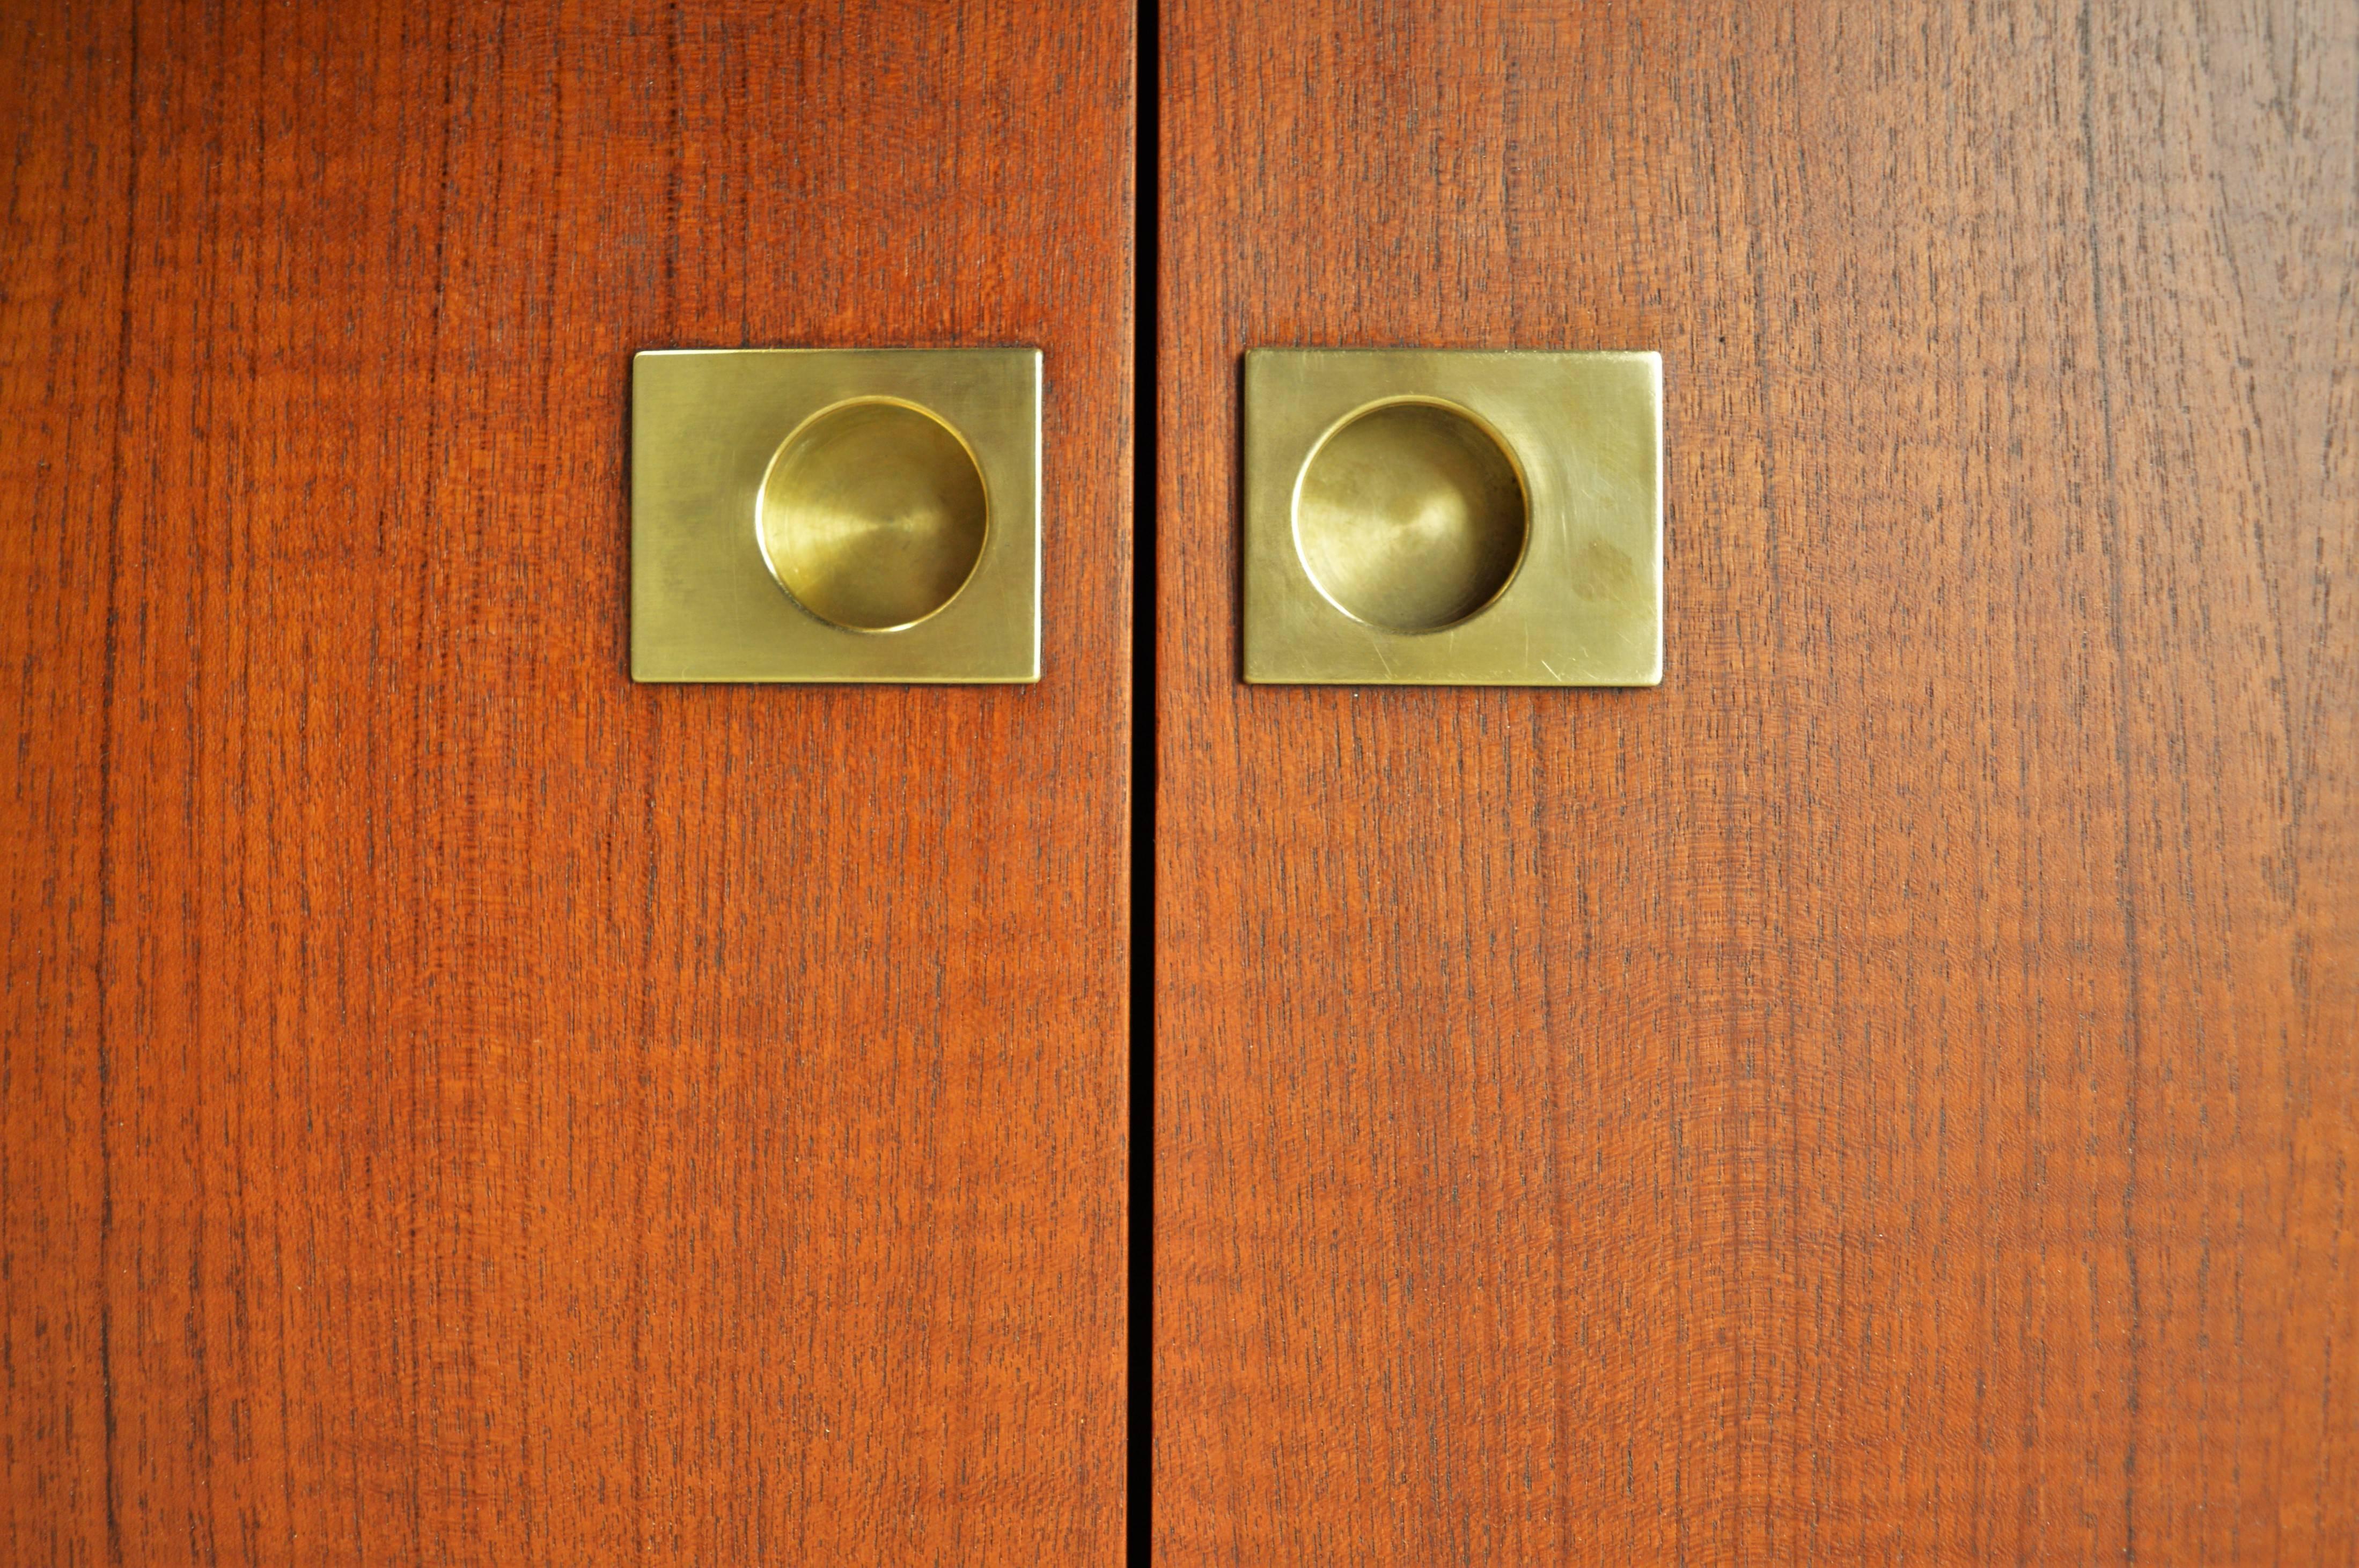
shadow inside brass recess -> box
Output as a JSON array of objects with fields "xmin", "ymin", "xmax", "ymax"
[
  {"xmin": 1291, "ymin": 400, "xmax": 1528, "ymax": 632},
  {"xmin": 757, "ymin": 398, "xmax": 989, "ymax": 632}
]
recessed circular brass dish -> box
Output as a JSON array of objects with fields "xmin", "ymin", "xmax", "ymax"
[
  {"xmin": 1292, "ymin": 400, "xmax": 1528, "ymax": 632},
  {"xmin": 758, "ymin": 399, "xmax": 989, "ymax": 631}
]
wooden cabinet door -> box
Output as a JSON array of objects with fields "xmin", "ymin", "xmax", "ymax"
[
  {"xmin": 0, "ymin": 3, "xmax": 1130, "ymax": 1562},
  {"xmin": 1155, "ymin": 2, "xmax": 2356, "ymax": 1562}
]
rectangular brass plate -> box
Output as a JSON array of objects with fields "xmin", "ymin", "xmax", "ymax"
[
  {"xmin": 1243, "ymin": 348, "xmax": 1663, "ymax": 686},
  {"xmin": 632, "ymin": 347, "xmax": 1041, "ymax": 683}
]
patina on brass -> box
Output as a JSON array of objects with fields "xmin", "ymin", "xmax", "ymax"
[
  {"xmin": 756, "ymin": 398, "xmax": 990, "ymax": 632},
  {"xmin": 633, "ymin": 348, "xmax": 1040, "ymax": 683},
  {"xmin": 1244, "ymin": 348, "xmax": 1663, "ymax": 686},
  {"xmin": 1294, "ymin": 399, "xmax": 1529, "ymax": 632}
]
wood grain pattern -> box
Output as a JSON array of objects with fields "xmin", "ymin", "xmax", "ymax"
[
  {"xmin": 1155, "ymin": 1, "xmax": 2356, "ymax": 1562},
  {"xmin": 0, "ymin": 3, "xmax": 1131, "ymax": 1562}
]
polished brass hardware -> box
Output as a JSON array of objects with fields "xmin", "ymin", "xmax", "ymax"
[
  {"xmin": 633, "ymin": 348, "xmax": 1040, "ymax": 683},
  {"xmin": 1243, "ymin": 349, "xmax": 1662, "ymax": 686},
  {"xmin": 758, "ymin": 399, "xmax": 989, "ymax": 631},
  {"xmin": 1295, "ymin": 400, "xmax": 1527, "ymax": 632}
]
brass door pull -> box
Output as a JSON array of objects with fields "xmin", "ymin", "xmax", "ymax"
[
  {"xmin": 1242, "ymin": 349, "xmax": 1662, "ymax": 686},
  {"xmin": 632, "ymin": 348, "xmax": 1042, "ymax": 684}
]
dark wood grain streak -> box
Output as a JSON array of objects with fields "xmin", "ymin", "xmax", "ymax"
[
  {"xmin": 0, "ymin": 3, "xmax": 1131, "ymax": 1562},
  {"xmin": 1154, "ymin": 1, "xmax": 2356, "ymax": 1562}
]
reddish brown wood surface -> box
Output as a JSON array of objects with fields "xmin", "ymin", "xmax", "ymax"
[
  {"xmin": 1156, "ymin": 1, "xmax": 2356, "ymax": 1562},
  {"xmin": 0, "ymin": 3, "xmax": 1131, "ymax": 1563}
]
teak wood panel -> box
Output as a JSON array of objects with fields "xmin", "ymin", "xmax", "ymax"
[
  {"xmin": 0, "ymin": 2, "xmax": 1131, "ymax": 1563},
  {"xmin": 1156, "ymin": 1, "xmax": 2356, "ymax": 1563}
]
